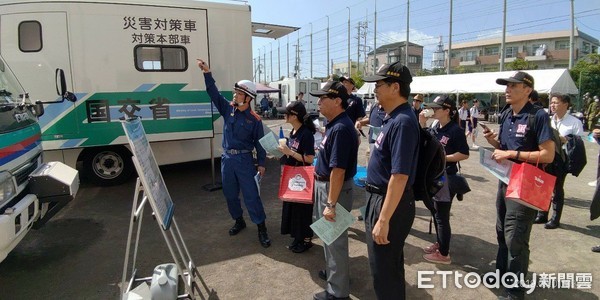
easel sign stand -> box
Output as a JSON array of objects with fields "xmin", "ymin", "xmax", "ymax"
[{"xmin": 120, "ymin": 117, "xmax": 201, "ymax": 299}]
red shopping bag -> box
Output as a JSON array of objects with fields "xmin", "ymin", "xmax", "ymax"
[
  {"xmin": 505, "ymin": 161, "xmax": 556, "ymax": 211},
  {"xmin": 278, "ymin": 165, "xmax": 315, "ymax": 204}
]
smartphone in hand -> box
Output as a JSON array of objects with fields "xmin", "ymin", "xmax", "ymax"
[{"xmin": 479, "ymin": 122, "xmax": 489, "ymax": 131}]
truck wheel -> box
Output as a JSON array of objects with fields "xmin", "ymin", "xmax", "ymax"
[{"xmin": 81, "ymin": 147, "xmax": 134, "ymax": 186}]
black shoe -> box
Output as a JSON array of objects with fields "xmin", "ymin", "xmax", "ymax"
[
  {"xmin": 544, "ymin": 220, "xmax": 559, "ymax": 229},
  {"xmin": 257, "ymin": 222, "xmax": 271, "ymax": 248},
  {"xmin": 592, "ymin": 245, "xmax": 600, "ymax": 253},
  {"xmin": 228, "ymin": 217, "xmax": 246, "ymax": 236},
  {"xmin": 291, "ymin": 241, "xmax": 313, "ymax": 253},
  {"xmin": 533, "ymin": 215, "xmax": 548, "ymax": 224},
  {"xmin": 457, "ymin": 194, "xmax": 463, "ymax": 201},
  {"xmin": 287, "ymin": 239, "xmax": 300, "ymax": 250},
  {"xmin": 313, "ymin": 290, "xmax": 349, "ymax": 300},
  {"xmin": 318, "ymin": 269, "xmax": 327, "ymax": 281}
]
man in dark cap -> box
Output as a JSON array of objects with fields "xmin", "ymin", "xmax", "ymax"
[
  {"xmin": 310, "ymin": 81, "xmax": 358, "ymax": 300},
  {"xmin": 340, "ymin": 76, "xmax": 366, "ymax": 125},
  {"xmin": 528, "ymin": 90, "xmax": 543, "ymax": 109},
  {"xmin": 362, "ymin": 62, "xmax": 419, "ymax": 300},
  {"xmin": 482, "ymin": 71, "xmax": 555, "ymax": 300}
]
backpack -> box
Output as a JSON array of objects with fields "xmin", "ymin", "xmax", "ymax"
[
  {"xmin": 499, "ymin": 108, "xmax": 566, "ymax": 176},
  {"xmin": 413, "ymin": 127, "xmax": 447, "ymax": 204},
  {"xmin": 565, "ymin": 134, "xmax": 586, "ymax": 177}
]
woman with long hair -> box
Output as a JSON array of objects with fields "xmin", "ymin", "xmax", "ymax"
[
  {"xmin": 418, "ymin": 95, "xmax": 470, "ymax": 264},
  {"xmin": 278, "ymin": 101, "xmax": 317, "ymax": 253}
]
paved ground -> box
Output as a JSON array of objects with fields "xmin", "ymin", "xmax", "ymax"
[{"xmin": 0, "ymin": 119, "xmax": 599, "ymax": 300}]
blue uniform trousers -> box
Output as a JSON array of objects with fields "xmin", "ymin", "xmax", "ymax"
[{"xmin": 221, "ymin": 152, "xmax": 266, "ymax": 224}]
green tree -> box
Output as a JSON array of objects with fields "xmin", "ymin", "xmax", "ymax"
[
  {"xmin": 571, "ymin": 53, "xmax": 600, "ymax": 99},
  {"xmin": 506, "ymin": 57, "xmax": 538, "ymax": 71},
  {"xmin": 351, "ymin": 71, "xmax": 364, "ymax": 90}
]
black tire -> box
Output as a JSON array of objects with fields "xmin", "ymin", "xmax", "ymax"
[{"xmin": 80, "ymin": 146, "xmax": 134, "ymax": 186}]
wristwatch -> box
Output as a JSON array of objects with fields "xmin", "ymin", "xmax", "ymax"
[{"xmin": 325, "ymin": 202, "xmax": 336, "ymax": 209}]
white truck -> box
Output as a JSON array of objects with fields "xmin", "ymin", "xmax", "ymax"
[
  {"xmin": 0, "ymin": 54, "xmax": 79, "ymax": 263},
  {"xmin": 268, "ymin": 78, "xmax": 321, "ymax": 115},
  {"xmin": 0, "ymin": 0, "xmax": 253, "ymax": 185}
]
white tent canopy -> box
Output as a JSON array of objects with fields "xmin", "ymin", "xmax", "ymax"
[{"xmin": 357, "ymin": 69, "xmax": 578, "ymax": 96}]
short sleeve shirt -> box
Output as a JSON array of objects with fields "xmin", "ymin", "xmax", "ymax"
[
  {"xmin": 315, "ymin": 112, "xmax": 358, "ymax": 180},
  {"xmin": 430, "ymin": 121, "xmax": 470, "ymax": 175},
  {"xmin": 283, "ymin": 125, "xmax": 315, "ymax": 167},
  {"xmin": 367, "ymin": 103, "xmax": 420, "ymax": 187},
  {"xmin": 499, "ymin": 102, "xmax": 553, "ymax": 152},
  {"xmin": 345, "ymin": 95, "xmax": 366, "ymax": 123},
  {"xmin": 368, "ymin": 105, "xmax": 387, "ymax": 144}
]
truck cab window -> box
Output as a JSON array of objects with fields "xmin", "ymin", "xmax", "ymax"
[
  {"xmin": 19, "ymin": 21, "xmax": 42, "ymax": 52},
  {"xmin": 134, "ymin": 45, "xmax": 187, "ymax": 72}
]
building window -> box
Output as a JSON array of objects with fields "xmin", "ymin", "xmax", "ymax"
[
  {"xmin": 408, "ymin": 55, "xmax": 419, "ymax": 64},
  {"xmin": 582, "ymin": 42, "xmax": 591, "ymax": 54},
  {"xmin": 465, "ymin": 51, "xmax": 477, "ymax": 61},
  {"xmin": 135, "ymin": 45, "xmax": 187, "ymax": 71},
  {"xmin": 505, "ymin": 46, "xmax": 519, "ymax": 58},
  {"xmin": 555, "ymin": 40, "xmax": 569, "ymax": 50},
  {"xmin": 19, "ymin": 21, "xmax": 43, "ymax": 52},
  {"xmin": 484, "ymin": 46, "xmax": 499, "ymax": 56},
  {"xmin": 310, "ymin": 82, "xmax": 319, "ymax": 92}
]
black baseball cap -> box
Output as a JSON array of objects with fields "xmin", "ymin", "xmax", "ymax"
[
  {"xmin": 310, "ymin": 81, "xmax": 349, "ymax": 101},
  {"xmin": 496, "ymin": 71, "xmax": 534, "ymax": 88},
  {"xmin": 285, "ymin": 100, "xmax": 307, "ymax": 118},
  {"xmin": 363, "ymin": 61, "xmax": 413, "ymax": 83},
  {"xmin": 424, "ymin": 94, "xmax": 455, "ymax": 110},
  {"xmin": 339, "ymin": 76, "xmax": 356, "ymax": 86}
]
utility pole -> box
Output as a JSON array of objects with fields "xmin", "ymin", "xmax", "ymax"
[
  {"xmin": 310, "ymin": 23, "xmax": 313, "ymax": 78},
  {"xmin": 327, "ymin": 15, "xmax": 330, "ymax": 78},
  {"xmin": 405, "ymin": 0, "xmax": 409, "ymax": 68},
  {"xmin": 373, "ymin": 0, "xmax": 377, "ymax": 74},
  {"xmin": 500, "ymin": 0, "xmax": 506, "ymax": 71},
  {"xmin": 569, "ymin": 0, "xmax": 575, "ymax": 69},
  {"xmin": 357, "ymin": 21, "xmax": 361, "ymax": 75},
  {"xmin": 278, "ymin": 39, "xmax": 280, "ymax": 80},
  {"xmin": 287, "ymin": 36, "xmax": 289, "ymax": 78},
  {"xmin": 347, "ymin": 7, "xmax": 351, "ymax": 77},
  {"xmin": 356, "ymin": 21, "xmax": 368, "ymax": 75},
  {"xmin": 448, "ymin": 0, "xmax": 453, "ymax": 74}
]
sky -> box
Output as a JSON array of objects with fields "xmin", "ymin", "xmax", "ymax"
[{"xmin": 241, "ymin": 0, "xmax": 600, "ymax": 82}]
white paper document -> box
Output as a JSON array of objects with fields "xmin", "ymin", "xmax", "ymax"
[
  {"xmin": 259, "ymin": 131, "xmax": 284, "ymax": 158},
  {"xmin": 310, "ymin": 205, "xmax": 356, "ymax": 245},
  {"xmin": 479, "ymin": 147, "xmax": 515, "ymax": 184}
]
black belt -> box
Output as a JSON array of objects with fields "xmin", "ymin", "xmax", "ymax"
[
  {"xmin": 314, "ymin": 174, "xmax": 330, "ymax": 182},
  {"xmin": 225, "ymin": 149, "xmax": 251, "ymax": 155},
  {"xmin": 365, "ymin": 182, "xmax": 387, "ymax": 195}
]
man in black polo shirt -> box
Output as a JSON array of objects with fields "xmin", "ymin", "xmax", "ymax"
[
  {"xmin": 311, "ymin": 81, "xmax": 358, "ymax": 300},
  {"xmin": 362, "ymin": 62, "xmax": 419, "ymax": 300},
  {"xmin": 340, "ymin": 76, "xmax": 366, "ymax": 124},
  {"xmin": 482, "ymin": 71, "xmax": 554, "ymax": 300}
]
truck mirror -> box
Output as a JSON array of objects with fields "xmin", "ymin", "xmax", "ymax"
[
  {"xmin": 55, "ymin": 68, "xmax": 67, "ymax": 97},
  {"xmin": 35, "ymin": 100, "xmax": 45, "ymax": 117},
  {"xmin": 54, "ymin": 68, "xmax": 76, "ymax": 102}
]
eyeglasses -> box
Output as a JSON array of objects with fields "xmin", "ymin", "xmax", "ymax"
[{"xmin": 375, "ymin": 83, "xmax": 389, "ymax": 89}]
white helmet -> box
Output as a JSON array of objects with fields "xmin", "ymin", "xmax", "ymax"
[{"xmin": 234, "ymin": 80, "xmax": 257, "ymax": 99}]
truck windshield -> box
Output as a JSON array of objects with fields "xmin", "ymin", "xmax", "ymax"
[{"xmin": 0, "ymin": 55, "xmax": 36, "ymax": 134}]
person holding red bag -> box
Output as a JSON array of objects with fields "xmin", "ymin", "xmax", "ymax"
[
  {"xmin": 482, "ymin": 71, "xmax": 555, "ymax": 300},
  {"xmin": 278, "ymin": 101, "xmax": 316, "ymax": 253}
]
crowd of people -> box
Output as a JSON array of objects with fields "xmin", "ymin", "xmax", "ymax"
[{"xmin": 197, "ymin": 57, "xmax": 597, "ymax": 300}]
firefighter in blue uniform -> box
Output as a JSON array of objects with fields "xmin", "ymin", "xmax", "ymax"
[{"xmin": 197, "ymin": 59, "xmax": 271, "ymax": 248}]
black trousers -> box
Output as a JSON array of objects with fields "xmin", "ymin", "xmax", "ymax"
[
  {"xmin": 433, "ymin": 200, "xmax": 453, "ymax": 256},
  {"xmin": 365, "ymin": 189, "xmax": 415, "ymax": 300},
  {"xmin": 538, "ymin": 169, "xmax": 567, "ymax": 222},
  {"xmin": 496, "ymin": 182, "xmax": 536, "ymax": 298}
]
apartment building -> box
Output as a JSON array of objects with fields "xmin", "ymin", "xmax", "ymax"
[
  {"xmin": 366, "ymin": 41, "xmax": 424, "ymax": 75},
  {"xmin": 447, "ymin": 30, "xmax": 599, "ymax": 72}
]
